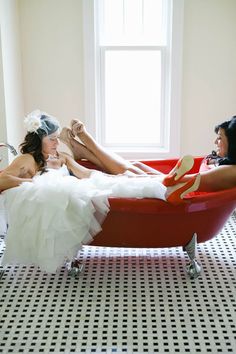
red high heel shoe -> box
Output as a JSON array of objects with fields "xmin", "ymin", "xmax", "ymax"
[
  {"xmin": 166, "ymin": 174, "xmax": 201, "ymax": 205},
  {"xmin": 163, "ymin": 155, "xmax": 194, "ymax": 187}
]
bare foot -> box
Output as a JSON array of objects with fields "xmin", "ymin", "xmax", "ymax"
[
  {"xmin": 71, "ymin": 119, "xmax": 87, "ymax": 136},
  {"xmin": 70, "ymin": 119, "xmax": 96, "ymax": 149},
  {"xmin": 59, "ymin": 126, "xmax": 95, "ymax": 161},
  {"xmin": 59, "ymin": 127, "xmax": 74, "ymax": 146}
]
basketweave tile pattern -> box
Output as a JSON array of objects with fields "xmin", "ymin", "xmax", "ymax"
[{"xmin": 0, "ymin": 213, "xmax": 236, "ymax": 353}]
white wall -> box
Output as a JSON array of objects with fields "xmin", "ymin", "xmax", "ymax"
[
  {"xmin": 0, "ymin": 25, "xmax": 8, "ymax": 166},
  {"xmin": 0, "ymin": 0, "xmax": 24, "ymax": 165},
  {"xmin": 19, "ymin": 0, "xmax": 84, "ymax": 129},
  {"xmin": 181, "ymin": 0, "xmax": 236, "ymax": 156},
  {"xmin": 1, "ymin": 0, "xmax": 236, "ymax": 158}
]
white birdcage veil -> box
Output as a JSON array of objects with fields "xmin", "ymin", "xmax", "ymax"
[{"xmin": 24, "ymin": 109, "xmax": 60, "ymax": 137}]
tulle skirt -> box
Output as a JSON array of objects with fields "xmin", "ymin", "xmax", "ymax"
[{"xmin": 1, "ymin": 170, "xmax": 166, "ymax": 272}]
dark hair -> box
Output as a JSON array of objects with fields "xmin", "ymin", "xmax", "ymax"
[
  {"xmin": 214, "ymin": 116, "xmax": 236, "ymax": 165},
  {"xmin": 20, "ymin": 113, "xmax": 60, "ymax": 171},
  {"xmin": 20, "ymin": 132, "xmax": 45, "ymax": 170}
]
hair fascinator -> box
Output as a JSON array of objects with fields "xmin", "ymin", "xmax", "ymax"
[
  {"xmin": 24, "ymin": 109, "xmax": 60, "ymax": 137},
  {"xmin": 24, "ymin": 110, "xmax": 42, "ymax": 133}
]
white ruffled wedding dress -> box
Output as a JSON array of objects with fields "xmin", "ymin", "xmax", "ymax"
[{"xmin": 1, "ymin": 165, "xmax": 166, "ymax": 272}]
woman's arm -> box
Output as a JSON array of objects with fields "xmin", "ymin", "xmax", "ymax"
[
  {"xmin": 62, "ymin": 153, "xmax": 95, "ymax": 179},
  {"xmin": 0, "ymin": 174, "xmax": 32, "ymax": 191},
  {"xmin": 0, "ymin": 154, "xmax": 35, "ymax": 191}
]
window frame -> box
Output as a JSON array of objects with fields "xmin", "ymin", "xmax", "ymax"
[{"xmin": 83, "ymin": 0, "xmax": 184, "ymax": 159}]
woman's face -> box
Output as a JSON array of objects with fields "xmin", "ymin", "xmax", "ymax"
[
  {"xmin": 214, "ymin": 128, "xmax": 228, "ymax": 157},
  {"xmin": 42, "ymin": 130, "xmax": 60, "ymax": 157}
]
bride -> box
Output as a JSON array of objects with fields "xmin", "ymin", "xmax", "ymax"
[{"xmin": 0, "ymin": 110, "xmax": 199, "ymax": 272}]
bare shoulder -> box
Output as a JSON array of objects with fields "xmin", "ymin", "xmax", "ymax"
[
  {"xmin": 1, "ymin": 153, "xmax": 37, "ymax": 177},
  {"xmin": 10, "ymin": 153, "xmax": 35, "ymax": 167},
  {"xmin": 17, "ymin": 153, "xmax": 35, "ymax": 162}
]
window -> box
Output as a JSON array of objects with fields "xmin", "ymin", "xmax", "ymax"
[{"xmin": 83, "ymin": 0, "xmax": 184, "ymax": 159}]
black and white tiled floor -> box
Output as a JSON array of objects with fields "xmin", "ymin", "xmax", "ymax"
[{"xmin": 0, "ymin": 214, "xmax": 236, "ymax": 353}]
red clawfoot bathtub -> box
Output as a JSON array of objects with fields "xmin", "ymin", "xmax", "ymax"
[
  {"xmin": 78, "ymin": 157, "xmax": 236, "ymax": 278},
  {"xmin": 1, "ymin": 144, "xmax": 236, "ymax": 279}
]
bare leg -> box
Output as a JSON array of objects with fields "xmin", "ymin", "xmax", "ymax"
[
  {"xmin": 180, "ymin": 165, "xmax": 236, "ymax": 192},
  {"xmin": 161, "ymin": 154, "xmax": 236, "ymax": 192},
  {"xmin": 59, "ymin": 127, "xmax": 106, "ymax": 170},
  {"xmin": 131, "ymin": 161, "xmax": 163, "ymax": 175},
  {"xmin": 70, "ymin": 120, "xmax": 161, "ymax": 175},
  {"xmin": 161, "ymin": 155, "xmax": 236, "ymax": 200}
]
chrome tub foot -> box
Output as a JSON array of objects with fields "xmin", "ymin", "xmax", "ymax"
[
  {"xmin": 183, "ymin": 233, "xmax": 202, "ymax": 279},
  {"xmin": 66, "ymin": 258, "xmax": 84, "ymax": 278}
]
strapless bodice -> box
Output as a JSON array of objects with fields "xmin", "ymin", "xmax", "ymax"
[
  {"xmin": 46, "ymin": 164, "xmax": 70, "ymax": 176},
  {"xmin": 34, "ymin": 164, "xmax": 70, "ymax": 178}
]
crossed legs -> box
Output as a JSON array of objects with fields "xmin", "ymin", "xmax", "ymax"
[
  {"xmin": 59, "ymin": 120, "xmax": 162, "ymax": 176},
  {"xmin": 59, "ymin": 127, "xmax": 106, "ymax": 170}
]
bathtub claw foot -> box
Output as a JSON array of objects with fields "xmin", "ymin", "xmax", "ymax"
[
  {"xmin": 66, "ymin": 258, "xmax": 84, "ymax": 278},
  {"xmin": 183, "ymin": 233, "xmax": 202, "ymax": 279},
  {"xmin": 185, "ymin": 259, "xmax": 201, "ymax": 279}
]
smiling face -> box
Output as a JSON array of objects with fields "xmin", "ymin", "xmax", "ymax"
[
  {"xmin": 215, "ymin": 128, "xmax": 229, "ymax": 158},
  {"xmin": 41, "ymin": 130, "xmax": 60, "ymax": 158}
]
